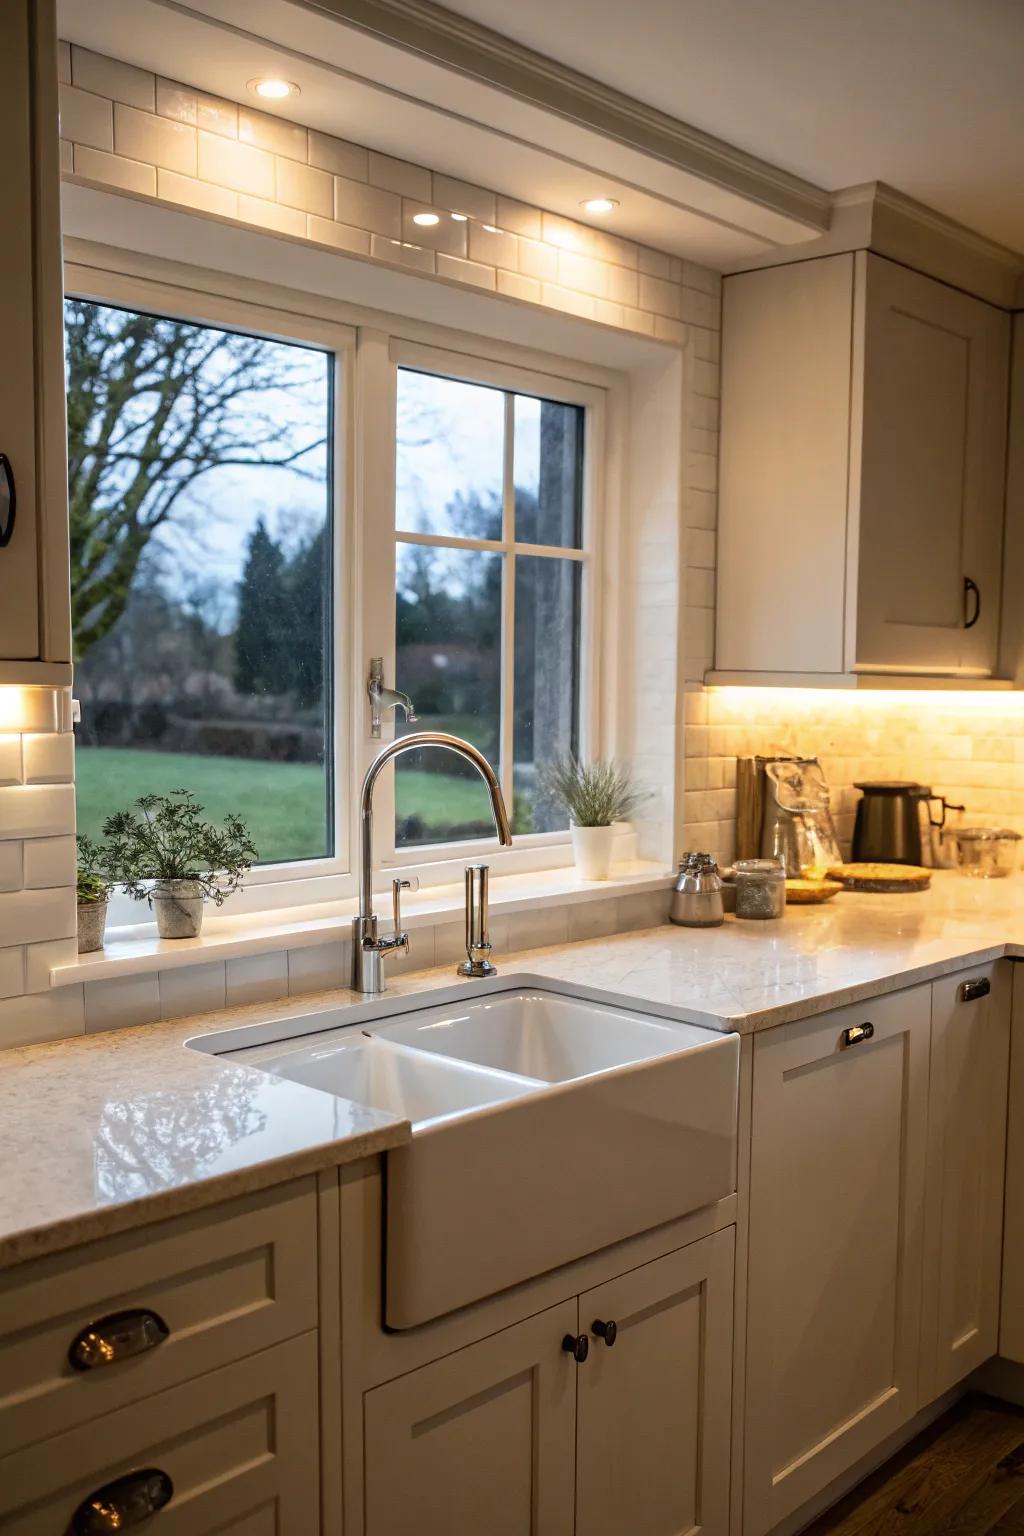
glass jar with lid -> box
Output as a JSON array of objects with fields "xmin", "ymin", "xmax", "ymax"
[{"xmin": 733, "ymin": 857, "xmax": 786, "ymax": 919}]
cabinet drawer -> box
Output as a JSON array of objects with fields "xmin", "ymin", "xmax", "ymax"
[
  {"xmin": 0, "ymin": 1180, "xmax": 317, "ymax": 1456},
  {"xmin": 0, "ymin": 1332, "xmax": 319, "ymax": 1534}
]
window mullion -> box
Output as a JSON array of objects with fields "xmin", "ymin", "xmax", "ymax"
[{"xmin": 500, "ymin": 392, "xmax": 516, "ymax": 810}]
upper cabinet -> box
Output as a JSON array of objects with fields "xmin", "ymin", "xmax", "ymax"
[
  {"xmin": 0, "ymin": 0, "xmax": 71, "ymax": 682},
  {"xmin": 715, "ymin": 251, "xmax": 1011, "ymax": 683}
]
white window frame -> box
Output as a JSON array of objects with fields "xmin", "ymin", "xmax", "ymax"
[
  {"xmin": 64, "ymin": 247, "xmax": 623, "ymax": 921},
  {"xmin": 358, "ymin": 335, "xmax": 606, "ymax": 879}
]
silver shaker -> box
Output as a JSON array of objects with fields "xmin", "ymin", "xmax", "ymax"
[{"xmin": 670, "ymin": 853, "xmax": 725, "ymax": 928}]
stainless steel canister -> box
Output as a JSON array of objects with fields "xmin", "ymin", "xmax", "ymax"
[{"xmin": 670, "ymin": 853, "xmax": 725, "ymax": 928}]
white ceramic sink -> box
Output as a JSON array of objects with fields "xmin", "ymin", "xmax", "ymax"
[
  {"xmin": 229, "ymin": 1029, "xmax": 535, "ymax": 1127},
  {"xmin": 373, "ymin": 988, "xmax": 714, "ymax": 1081},
  {"xmin": 211, "ymin": 982, "xmax": 739, "ymax": 1327}
]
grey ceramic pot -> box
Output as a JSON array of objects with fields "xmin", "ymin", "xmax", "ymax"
[
  {"xmin": 153, "ymin": 879, "xmax": 205, "ymax": 939},
  {"xmin": 77, "ymin": 899, "xmax": 109, "ymax": 954}
]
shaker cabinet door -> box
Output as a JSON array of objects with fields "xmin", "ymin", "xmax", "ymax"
[
  {"xmin": 575, "ymin": 1228, "xmax": 734, "ymax": 1536},
  {"xmin": 0, "ymin": 0, "xmax": 42, "ymax": 658},
  {"xmin": 855, "ymin": 253, "xmax": 1010, "ymax": 676},
  {"xmin": 363, "ymin": 1301, "xmax": 577, "ymax": 1536},
  {"xmin": 922, "ymin": 963, "xmax": 1011, "ymax": 1397},
  {"xmin": 744, "ymin": 984, "xmax": 931, "ymax": 1536}
]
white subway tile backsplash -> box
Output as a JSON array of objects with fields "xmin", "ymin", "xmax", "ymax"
[
  {"xmin": 238, "ymin": 107, "xmax": 307, "ymax": 162},
  {"xmin": 157, "ymin": 168, "xmax": 237, "ymax": 218},
  {"xmin": 85, "ymin": 973, "xmax": 162, "ymax": 1033},
  {"xmin": 435, "ymin": 175, "xmax": 495, "ymax": 224},
  {"xmin": 115, "ymin": 104, "xmax": 196, "ymax": 175},
  {"xmin": 225, "ymin": 952, "xmax": 288, "ymax": 1007},
  {"xmin": 0, "ymin": 736, "xmax": 22, "ymax": 786},
  {"xmin": 198, "ymin": 131, "xmax": 272, "ymax": 195},
  {"xmin": 72, "ymin": 46, "xmax": 154, "ymax": 110},
  {"xmin": 307, "ymin": 215, "xmax": 371, "ymax": 256},
  {"xmin": 73, "ymin": 146, "xmax": 156, "ymax": 197},
  {"xmin": 496, "ymin": 269, "xmax": 541, "ymax": 304},
  {"xmin": 58, "ymin": 40, "xmax": 71, "ymax": 85},
  {"xmin": 369, "ymin": 151, "xmax": 431, "ymax": 200},
  {"xmin": 334, "ymin": 175, "xmax": 401, "ymax": 238},
  {"xmin": 437, "ymin": 253, "xmax": 496, "ymax": 290},
  {"xmin": 468, "ymin": 222, "xmax": 517, "ymax": 269},
  {"xmin": 0, "ymin": 948, "xmax": 25, "ymax": 1000},
  {"xmin": 496, "ymin": 197, "xmax": 541, "ymax": 239},
  {"xmin": 0, "ymin": 843, "xmax": 22, "ymax": 893},
  {"xmin": 287, "ymin": 942, "xmax": 348, "ymax": 995},
  {"xmin": 0, "ymin": 986, "xmax": 85, "ymax": 1050},
  {"xmin": 308, "ymin": 130, "xmax": 367, "ymax": 180},
  {"xmin": 371, "ymin": 235, "xmax": 435, "ymax": 272},
  {"xmin": 0, "ymin": 785, "xmax": 75, "ymax": 840},
  {"xmin": 275, "ymin": 157, "xmax": 332, "ymax": 217},
  {"xmin": 59, "ymin": 85, "xmax": 113, "ymax": 152},
  {"xmin": 22, "ymin": 733, "xmax": 74, "ymax": 785},
  {"xmin": 160, "ymin": 961, "xmax": 227, "ymax": 1020},
  {"xmin": 237, "ymin": 193, "xmax": 305, "ymax": 237},
  {"xmin": 0, "ymin": 889, "xmax": 75, "ymax": 945},
  {"xmin": 403, "ymin": 202, "xmax": 467, "ymax": 256},
  {"xmin": 24, "ymin": 938, "xmax": 77, "ymax": 993}
]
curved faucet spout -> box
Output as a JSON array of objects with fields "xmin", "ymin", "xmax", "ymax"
[{"xmin": 359, "ymin": 731, "xmax": 512, "ymax": 921}]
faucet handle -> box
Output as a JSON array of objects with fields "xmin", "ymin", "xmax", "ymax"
[{"xmin": 392, "ymin": 878, "xmax": 412, "ymax": 951}]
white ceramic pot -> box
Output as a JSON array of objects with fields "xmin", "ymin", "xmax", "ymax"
[
  {"xmin": 77, "ymin": 899, "xmax": 108, "ymax": 954},
  {"xmin": 153, "ymin": 879, "xmax": 205, "ymax": 939},
  {"xmin": 571, "ymin": 823, "xmax": 614, "ymax": 880}
]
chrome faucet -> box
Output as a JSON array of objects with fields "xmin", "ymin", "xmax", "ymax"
[
  {"xmin": 352, "ymin": 731, "xmax": 513, "ymax": 994},
  {"xmin": 367, "ymin": 657, "xmax": 418, "ymax": 739}
]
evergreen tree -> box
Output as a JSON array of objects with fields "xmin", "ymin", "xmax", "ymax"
[
  {"xmin": 288, "ymin": 526, "xmax": 327, "ymax": 709},
  {"xmin": 234, "ymin": 518, "xmax": 292, "ymax": 696}
]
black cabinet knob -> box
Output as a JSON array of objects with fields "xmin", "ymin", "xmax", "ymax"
[
  {"xmin": 562, "ymin": 1332, "xmax": 589, "ymax": 1363},
  {"xmin": 592, "ymin": 1318, "xmax": 618, "ymax": 1347}
]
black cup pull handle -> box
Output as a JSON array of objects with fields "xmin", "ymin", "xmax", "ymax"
[
  {"xmin": 71, "ymin": 1469, "xmax": 174, "ymax": 1532},
  {"xmin": 562, "ymin": 1332, "xmax": 589, "ymax": 1363},
  {"xmin": 964, "ymin": 576, "xmax": 981, "ymax": 629},
  {"xmin": 841, "ymin": 1022, "xmax": 874, "ymax": 1049},
  {"xmin": 0, "ymin": 454, "xmax": 16, "ymax": 550},
  {"xmin": 959, "ymin": 977, "xmax": 991, "ymax": 1004},
  {"xmin": 68, "ymin": 1308, "xmax": 170, "ymax": 1371}
]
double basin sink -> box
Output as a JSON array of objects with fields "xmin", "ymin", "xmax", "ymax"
[{"xmin": 198, "ymin": 982, "xmax": 739, "ymax": 1327}]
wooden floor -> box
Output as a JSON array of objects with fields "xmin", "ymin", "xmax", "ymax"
[{"xmin": 804, "ymin": 1395, "xmax": 1024, "ymax": 1535}]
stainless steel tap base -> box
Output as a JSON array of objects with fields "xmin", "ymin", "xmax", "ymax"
[{"xmin": 457, "ymin": 957, "xmax": 497, "ymax": 978}]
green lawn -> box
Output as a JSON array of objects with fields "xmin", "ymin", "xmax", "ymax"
[{"xmin": 75, "ymin": 747, "xmax": 494, "ymax": 864}]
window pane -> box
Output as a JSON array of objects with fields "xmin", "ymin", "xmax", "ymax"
[
  {"xmin": 395, "ymin": 542, "xmax": 502, "ymax": 847},
  {"xmin": 513, "ymin": 395, "xmax": 583, "ymax": 548},
  {"xmin": 513, "ymin": 555, "xmax": 581, "ymax": 833},
  {"xmin": 396, "ymin": 369, "xmax": 504, "ymax": 540},
  {"xmin": 66, "ymin": 297, "xmax": 334, "ymax": 867}
]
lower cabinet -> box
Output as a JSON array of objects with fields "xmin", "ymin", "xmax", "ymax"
[
  {"xmin": 363, "ymin": 1227, "xmax": 735, "ymax": 1536},
  {"xmin": 0, "ymin": 1333, "xmax": 319, "ymax": 1534},
  {"xmin": 744, "ymin": 984, "xmax": 931, "ymax": 1536},
  {"xmin": 922, "ymin": 963, "xmax": 1010, "ymax": 1398},
  {"xmin": 744, "ymin": 967, "xmax": 1011, "ymax": 1536}
]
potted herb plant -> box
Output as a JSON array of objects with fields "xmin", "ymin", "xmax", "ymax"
[
  {"xmin": 76, "ymin": 834, "xmax": 113, "ymax": 953},
  {"xmin": 543, "ymin": 757, "xmax": 647, "ymax": 880},
  {"xmin": 103, "ymin": 790, "xmax": 257, "ymax": 939}
]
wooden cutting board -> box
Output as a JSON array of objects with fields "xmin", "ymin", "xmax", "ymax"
[{"xmin": 827, "ymin": 862, "xmax": 932, "ymax": 892}]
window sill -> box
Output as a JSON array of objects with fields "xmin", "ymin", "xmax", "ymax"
[{"xmin": 49, "ymin": 863, "xmax": 674, "ymax": 988}]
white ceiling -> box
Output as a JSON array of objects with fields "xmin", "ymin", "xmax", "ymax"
[{"xmin": 438, "ymin": 0, "xmax": 1024, "ymax": 254}]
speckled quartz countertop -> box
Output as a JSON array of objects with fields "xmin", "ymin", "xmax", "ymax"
[{"xmin": 3, "ymin": 871, "xmax": 1023, "ymax": 1270}]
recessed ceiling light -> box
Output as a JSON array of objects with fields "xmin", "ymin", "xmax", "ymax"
[
  {"xmin": 450, "ymin": 212, "xmax": 468, "ymax": 222},
  {"xmin": 412, "ymin": 212, "xmax": 440, "ymax": 227},
  {"xmin": 581, "ymin": 197, "xmax": 619, "ymax": 215},
  {"xmin": 248, "ymin": 77, "xmax": 299, "ymax": 101}
]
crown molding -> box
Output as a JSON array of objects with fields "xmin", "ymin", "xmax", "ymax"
[{"xmin": 296, "ymin": 0, "xmax": 831, "ymax": 233}]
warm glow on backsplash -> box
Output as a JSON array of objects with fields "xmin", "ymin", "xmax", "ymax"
[
  {"xmin": 0, "ymin": 687, "xmax": 62, "ymax": 734},
  {"xmin": 684, "ymin": 685, "xmax": 1024, "ymax": 864}
]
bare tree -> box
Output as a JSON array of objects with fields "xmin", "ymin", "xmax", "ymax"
[{"xmin": 65, "ymin": 298, "xmax": 326, "ymax": 658}]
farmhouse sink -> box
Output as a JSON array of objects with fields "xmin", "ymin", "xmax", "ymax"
[{"xmin": 213, "ymin": 983, "xmax": 739, "ymax": 1327}]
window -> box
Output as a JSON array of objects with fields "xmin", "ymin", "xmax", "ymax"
[
  {"xmin": 65, "ymin": 294, "xmax": 336, "ymax": 870},
  {"xmin": 393, "ymin": 366, "xmax": 586, "ymax": 847},
  {"xmin": 64, "ymin": 257, "xmax": 608, "ymax": 919}
]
